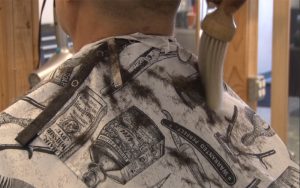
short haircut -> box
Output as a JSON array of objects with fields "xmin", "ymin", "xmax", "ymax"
[
  {"xmin": 94, "ymin": 0, "xmax": 181, "ymax": 18},
  {"xmin": 140, "ymin": 0, "xmax": 181, "ymax": 14}
]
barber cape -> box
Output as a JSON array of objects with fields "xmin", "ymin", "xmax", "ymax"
[{"xmin": 0, "ymin": 33, "xmax": 299, "ymax": 188}]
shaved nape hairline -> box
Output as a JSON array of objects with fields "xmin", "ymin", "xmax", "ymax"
[
  {"xmin": 140, "ymin": 0, "xmax": 181, "ymax": 13},
  {"xmin": 93, "ymin": 0, "xmax": 181, "ymax": 17}
]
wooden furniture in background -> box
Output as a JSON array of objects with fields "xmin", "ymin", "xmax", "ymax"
[
  {"xmin": 0, "ymin": 0, "xmax": 39, "ymax": 111},
  {"xmin": 223, "ymin": 0, "xmax": 259, "ymax": 109},
  {"xmin": 271, "ymin": 0, "xmax": 291, "ymax": 143}
]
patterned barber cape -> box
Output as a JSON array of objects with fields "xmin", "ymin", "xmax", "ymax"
[{"xmin": 0, "ymin": 33, "xmax": 299, "ymax": 188}]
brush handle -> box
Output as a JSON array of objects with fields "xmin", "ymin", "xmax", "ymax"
[
  {"xmin": 202, "ymin": 0, "xmax": 247, "ymax": 42},
  {"xmin": 198, "ymin": 0, "xmax": 247, "ymax": 110}
]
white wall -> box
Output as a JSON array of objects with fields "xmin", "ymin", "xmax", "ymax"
[
  {"xmin": 257, "ymin": 0, "xmax": 299, "ymax": 75},
  {"xmin": 258, "ymin": 0, "xmax": 274, "ymax": 74},
  {"xmin": 39, "ymin": 0, "xmax": 54, "ymax": 24}
]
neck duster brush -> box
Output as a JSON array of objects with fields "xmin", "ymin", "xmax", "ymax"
[{"xmin": 198, "ymin": 0, "xmax": 246, "ymax": 110}]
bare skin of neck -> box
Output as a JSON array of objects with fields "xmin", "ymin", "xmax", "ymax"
[{"xmin": 69, "ymin": 9, "xmax": 175, "ymax": 52}]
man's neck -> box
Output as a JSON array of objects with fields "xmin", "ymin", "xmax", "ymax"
[{"xmin": 70, "ymin": 11, "xmax": 175, "ymax": 52}]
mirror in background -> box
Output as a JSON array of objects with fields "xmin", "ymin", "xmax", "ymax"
[
  {"xmin": 30, "ymin": 0, "xmax": 73, "ymax": 87},
  {"xmin": 287, "ymin": 0, "xmax": 300, "ymax": 165},
  {"xmin": 175, "ymin": 0, "xmax": 198, "ymax": 54}
]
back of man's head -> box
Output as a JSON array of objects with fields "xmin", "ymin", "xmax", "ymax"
[{"xmin": 55, "ymin": 0, "xmax": 181, "ymax": 51}]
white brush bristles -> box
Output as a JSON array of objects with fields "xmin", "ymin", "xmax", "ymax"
[{"xmin": 198, "ymin": 32, "xmax": 227, "ymax": 110}]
